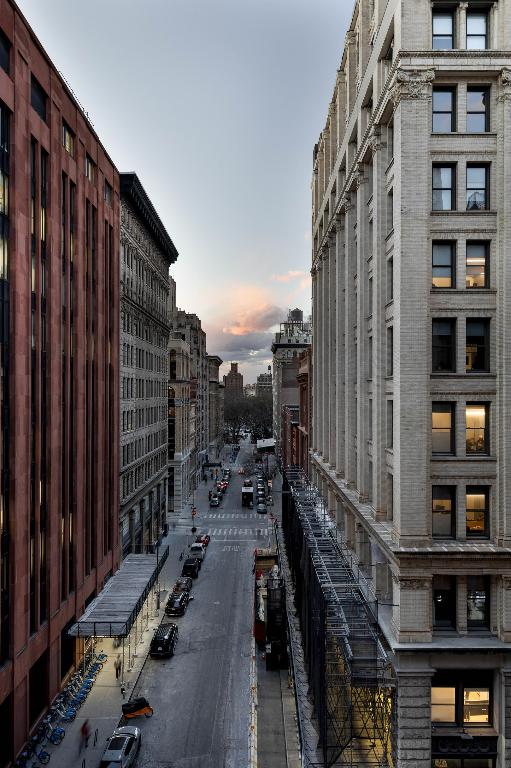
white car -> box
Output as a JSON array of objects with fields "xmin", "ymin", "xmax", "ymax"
[
  {"xmin": 100, "ymin": 726, "xmax": 141, "ymax": 768},
  {"xmin": 189, "ymin": 542, "xmax": 205, "ymax": 562}
]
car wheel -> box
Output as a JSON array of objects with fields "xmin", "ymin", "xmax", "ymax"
[{"xmin": 145, "ymin": 708, "xmax": 154, "ymax": 718}]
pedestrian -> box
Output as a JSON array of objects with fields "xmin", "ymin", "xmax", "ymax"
[
  {"xmin": 114, "ymin": 655, "xmax": 122, "ymax": 680},
  {"xmin": 208, "ymin": 491, "xmax": 212, "ymax": 501},
  {"xmin": 79, "ymin": 719, "xmax": 91, "ymax": 753}
]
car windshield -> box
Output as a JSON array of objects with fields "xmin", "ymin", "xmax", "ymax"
[
  {"xmin": 100, "ymin": 762, "xmax": 122, "ymax": 768},
  {"xmin": 108, "ymin": 737, "xmax": 127, "ymax": 750}
]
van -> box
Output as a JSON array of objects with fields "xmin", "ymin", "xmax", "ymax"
[
  {"xmin": 149, "ymin": 623, "xmax": 178, "ymax": 658},
  {"xmin": 189, "ymin": 543, "xmax": 205, "ymax": 563}
]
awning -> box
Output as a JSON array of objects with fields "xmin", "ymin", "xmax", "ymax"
[
  {"xmin": 68, "ymin": 549, "xmax": 168, "ymax": 638},
  {"xmin": 257, "ymin": 438, "xmax": 275, "ymax": 452}
]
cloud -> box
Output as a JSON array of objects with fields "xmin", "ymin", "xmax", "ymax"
[
  {"xmin": 222, "ymin": 303, "xmax": 284, "ymax": 336},
  {"xmin": 271, "ymin": 270, "xmax": 311, "ymax": 291}
]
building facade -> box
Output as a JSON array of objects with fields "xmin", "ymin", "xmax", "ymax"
[
  {"xmin": 281, "ymin": 404, "xmax": 299, "ymax": 468},
  {"xmin": 0, "ymin": 3, "xmax": 120, "ymax": 760},
  {"xmin": 168, "ymin": 336, "xmax": 193, "ymax": 517},
  {"xmin": 207, "ymin": 354, "xmax": 224, "ymax": 461},
  {"xmin": 311, "ymin": 1, "xmax": 511, "ymax": 766},
  {"xmin": 172, "ymin": 311, "xmax": 209, "ymax": 484},
  {"xmin": 256, "ymin": 368, "xmax": 273, "ymax": 397},
  {"xmin": 296, "ymin": 348, "xmax": 312, "ymax": 474},
  {"xmin": 223, "ymin": 361, "xmax": 243, "ymax": 398},
  {"xmin": 119, "ymin": 173, "xmax": 177, "ymax": 557},
  {"xmin": 271, "ymin": 309, "xmax": 312, "ymax": 454}
]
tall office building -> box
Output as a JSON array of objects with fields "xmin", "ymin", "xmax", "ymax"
[
  {"xmin": 310, "ymin": 1, "xmax": 511, "ymax": 766},
  {"xmin": 223, "ymin": 361, "xmax": 244, "ymax": 398},
  {"xmin": 0, "ymin": 3, "xmax": 119, "ymax": 759},
  {"xmin": 207, "ymin": 354, "xmax": 224, "ymax": 461},
  {"xmin": 119, "ymin": 173, "xmax": 177, "ymax": 556},
  {"xmin": 256, "ymin": 368, "xmax": 273, "ymax": 397}
]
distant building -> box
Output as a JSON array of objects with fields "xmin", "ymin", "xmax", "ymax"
[
  {"xmin": 168, "ymin": 336, "xmax": 193, "ymax": 517},
  {"xmin": 120, "ymin": 173, "xmax": 177, "ymax": 557},
  {"xmin": 223, "ymin": 362, "xmax": 244, "ymax": 398},
  {"xmin": 297, "ymin": 348, "xmax": 312, "ymax": 475},
  {"xmin": 256, "ymin": 369, "xmax": 272, "ymax": 397},
  {"xmin": 207, "ymin": 355, "xmax": 224, "ymax": 461},
  {"xmin": 281, "ymin": 405, "xmax": 300, "ymax": 468},
  {"xmin": 271, "ymin": 310, "xmax": 312, "ymax": 454},
  {"xmin": 244, "ymin": 383, "xmax": 257, "ymax": 397}
]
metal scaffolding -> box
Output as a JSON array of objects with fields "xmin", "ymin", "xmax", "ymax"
[{"xmin": 282, "ymin": 467, "xmax": 396, "ymax": 768}]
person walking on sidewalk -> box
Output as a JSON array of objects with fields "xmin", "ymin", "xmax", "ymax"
[
  {"xmin": 115, "ymin": 655, "xmax": 122, "ymax": 680},
  {"xmin": 79, "ymin": 719, "xmax": 91, "ymax": 753}
]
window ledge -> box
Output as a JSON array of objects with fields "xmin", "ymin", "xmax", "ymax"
[
  {"xmin": 431, "ymin": 132, "xmax": 497, "ymax": 138},
  {"xmin": 431, "ymin": 210, "xmax": 497, "ymax": 216},
  {"xmin": 430, "ymin": 372, "xmax": 496, "ymax": 378},
  {"xmin": 431, "ymin": 288, "xmax": 496, "ymax": 294},
  {"xmin": 385, "ymin": 158, "xmax": 394, "ymax": 174},
  {"xmin": 385, "ymin": 228, "xmax": 394, "ymax": 241},
  {"xmin": 385, "ymin": 300, "xmax": 394, "ymax": 308},
  {"xmin": 431, "ymin": 455, "xmax": 495, "ymax": 462}
]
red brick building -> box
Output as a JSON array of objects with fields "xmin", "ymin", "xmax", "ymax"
[
  {"xmin": 0, "ymin": 3, "xmax": 120, "ymax": 760},
  {"xmin": 281, "ymin": 405, "xmax": 299, "ymax": 468},
  {"xmin": 297, "ymin": 348, "xmax": 312, "ymax": 474}
]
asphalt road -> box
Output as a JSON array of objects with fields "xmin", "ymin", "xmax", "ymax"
[{"xmin": 133, "ymin": 440, "xmax": 269, "ymax": 768}]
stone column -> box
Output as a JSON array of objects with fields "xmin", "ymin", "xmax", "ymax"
[
  {"xmin": 343, "ymin": 195, "xmax": 357, "ymax": 487},
  {"xmin": 321, "ymin": 248, "xmax": 329, "ymax": 461},
  {"xmin": 315, "ymin": 258, "xmax": 324, "ymax": 456},
  {"xmin": 355, "ymin": 163, "xmax": 370, "ymax": 500},
  {"xmin": 328, "ymin": 231, "xmax": 337, "ymax": 469},
  {"xmin": 458, "ymin": 2, "xmax": 468, "ymax": 49},
  {"xmin": 395, "ymin": 671, "xmax": 433, "ymax": 768},
  {"xmin": 335, "ymin": 214, "xmax": 346, "ymax": 476},
  {"xmin": 311, "ymin": 267, "xmax": 318, "ymax": 453}
]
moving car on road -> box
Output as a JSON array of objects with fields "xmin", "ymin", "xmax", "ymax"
[
  {"xmin": 165, "ymin": 591, "xmax": 191, "ymax": 617},
  {"xmin": 189, "ymin": 543, "xmax": 205, "ymax": 563},
  {"xmin": 210, "ymin": 495, "xmax": 220, "ymax": 508},
  {"xmin": 256, "ymin": 502, "xmax": 267, "ymax": 514},
  {"xmin": 195, "ymin": 534, "xmax": 210, "ymax": 547},
  {"xmin": 100, "ymin": 726, "xmax": 141, "ymax": 767},
  {"xmin": 181, "ymin": 557, "xmax": 200, "ymax": 578},
  {"xmin": 149, "ymin": 623, "xmax": 178, "ymax": 658}
]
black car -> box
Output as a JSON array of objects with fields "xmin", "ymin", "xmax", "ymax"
[
  {"xmin": 181, "ymin": 558, "xmax": 200, "ymax": 578},
  {"xmin": 172, "ymin": 576, "xmax": 193, "ymax": 595},
  {"xmin": 149, "ymin": 623, "xmax": 178, "ymax": 658},
  {"xmin": 165, "ymin": 591, "xmax": 190, "ymax": 616}
]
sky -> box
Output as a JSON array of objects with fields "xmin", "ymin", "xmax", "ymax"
[{"xmin": 17, "ymin": 0, "xmax": 352, "ymax": 382}]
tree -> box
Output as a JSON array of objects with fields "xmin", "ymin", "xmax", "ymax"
[
  {"xmin": 223, "ymin": 393, "xmax": 273, "ymax": 443},
  {"xmin": 223, "ymin": 395, "xmax": 250, "ymax": 443}
]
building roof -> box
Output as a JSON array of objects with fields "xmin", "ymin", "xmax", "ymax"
[{"xmin": 120, "ymin": 173, "xmax": 178, "ymax": 264}]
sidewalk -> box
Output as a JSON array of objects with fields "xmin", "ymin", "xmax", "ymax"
[{"xmin": 46, "ymin": 531, "xmax": 186, "ymax": 768}]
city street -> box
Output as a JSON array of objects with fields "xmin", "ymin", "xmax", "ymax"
[{"xmin": 133, "ymin": 439, "xmax": 270, "ymax": 767}]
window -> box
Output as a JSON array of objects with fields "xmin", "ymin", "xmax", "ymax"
[
  {"xmin": 432, "ymin": 403, "xmax": 455, "ymax": 454},
  {"xmin": 432, "ymin": 762, "xmax": 495, "ymax": 768},
  {"xmin": 467, "ymin": 576, "xmax": 490, "ymax": 628},
  {"xmin": 432, "ymin": 319, "xmax": 456, "ymax": 373},
  {"xmin": 467, "ymin": 87, "xmax": 490, "ymax": 132},
  {"xmin": 433, "ymin": 11, "xmax": 454, "ymax": 49},
  {"xmin": 466, "ymin": 319, "xmax": 489, "ymax": 372},
  {"xmin": 62, "ymin": 123, "xmax": 74, "ymax": 156},
  {"xmin": 466, "ymin": 165, "xmax": 489, "ymax": 210},
  {"xmin": 386, "ymin": 400, "xmax": 393, "ymax": 448},
  {"xmin": 387, "ymin": 189, "xmax": 394, "ymax": 233},
  {"xmin": 387, "ymin": 257, "xmax": 393, "ymax": 301},
  {"xmin": 432, "ymin": 242, "xmax": 455, "ymax": 288},
  {"xmin": 466, "ymin": 487, "xmax": 489, "ymax": 538},
  {"xmin": 433, "ymin": 575, "xmax": 456, "ymax": 629},
  {"xmin": 85, "ymin": 155, "xmax": 95, "ymax": 183},
  {"xmin": 0, "ymin": 28, "xmax": 10, "ymax": 74},
  {"xmin": 387, "ymin": 326, "xmax": 393, "ymax": 376},
  {"xmin": 104, "ymin": 180, "xmax": 113, "ymax": 205},
  {"xmin": 31, "ymin": 76, "xmax": 47, "ymax": 122},
  {"xmin": 432, "ymin": 486, "xmax": 455, "ymax": 538},
  {"xmin": 466, "ymin": 242, "xmax": 488, "ymax": 288},
  {"xmin": 466, "ymin": 12, "xmax": 488, "ymax": 50},
  {"xmin": 433, "ymin": 88, "xmax": 456, "ymax": 132},
  {"xmin": 431, "ymin": 672, "xmax": 491, "ymax": 726},
  {"xmin": 433, "ymin": 165, "xmax": 455, "ymax": 211},
  {"xmin": 466, "ymin": 403, "xmax": 488, "ymax": 454}
]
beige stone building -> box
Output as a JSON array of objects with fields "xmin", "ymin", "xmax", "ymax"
[
  {"xmin": 168, "ymin": 336, "xmax": 193, "ymax": 517},
  {"xmin": 310, "ymin": 1, "xmax": 511, "ymax": 766},
  {"xmin": 207, "ymin": 355, "xmax": 224, "ymax": 461}
]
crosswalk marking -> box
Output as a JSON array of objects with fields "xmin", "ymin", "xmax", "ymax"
[
  {"xmin": 206, "ymin": 513, "xmax": 264, "ymax": 520},
  {"xmin": 207, "ymin": 527, "xmax": 269, "ymax": 537}
]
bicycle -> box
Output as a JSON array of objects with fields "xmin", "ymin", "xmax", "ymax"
[{"xmin": 43, "ymin": 717, "xmax": 65, "ymax": 745}]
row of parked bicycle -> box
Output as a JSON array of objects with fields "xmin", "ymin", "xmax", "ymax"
[{"xmin": 14, "ymin": 651, "xmax": 108, "ymax": 767}]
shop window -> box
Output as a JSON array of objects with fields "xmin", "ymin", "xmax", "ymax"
[
  {"xmin": 466, "ymin": 487, "xmax": 489, "ymax": 538},
  {"xmin": 467, "ymin": 576, "xmax": 490, "ymax": 629},
  {"xmin": 466, "ymin": 403, "xmax": 489, "ymax": 454},
  {"xmin": 432, "ymin": 403, "xmax": 455, "ymax": 454},
  {"xmin": 466, "ymin": 319, "xmax": 489, "ymax": 372},
  {"xmin": 433, "ymin": 575, "xmax": 456, "ymax": 629},
  {"xmin": 432, "ymin": 486, "xmax": 455, "ymax": 538},
  {"xmin": 466, "ymin": 242, "xmax": 489, "ymax": 288},
  {"xmin": 433, "ymin": 242, "xmax": 455, "ymax": 288}
]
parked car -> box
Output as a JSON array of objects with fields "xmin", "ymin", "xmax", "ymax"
[
  {"xmin": 182, "ymin": 558, "xmax": 200, "ymax": 578},
  {"xmin": 256, "ymin": 502, "xmax": 267, "ymax": 514},
  {"xmin": 149, "ymin": 623, "xmax": 178, "ymax": 658},
  {"xmin": 210, "ymin": 496, "xmax": 220, "ymax": 508},
  {"xmin": 196, "ymin": 534, "xmax": 210, "ymax": 547},
  {"xmin": 172, "ymin": 576, "xmax": 193, "ymax": 595},
  {"xmin": 99, "ymin": 726, "xmax": 141, "ymax": 768},
  {"xmin": 165, "ymin": 591, "xmax": 191, "ymax": 617},
  {"xmin": 189, "ymin": 543, "xmax": 205, "ymax": 563}
]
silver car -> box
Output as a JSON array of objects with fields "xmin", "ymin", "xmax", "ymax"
[{"xmin": 100, "ymin": 726, "xmax": 141, "ymax": 768}]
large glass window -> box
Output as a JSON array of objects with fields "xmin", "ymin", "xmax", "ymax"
[
  {"xmin": 433, "ymin": 12, "xmax": 454, "ymax": 49},
  {"xmin": 432, "ymin": 403, "xmax": 455, "ymax": 454},
  {"xmin": 431, "ymin": 685, "xmax": 456, "ymax": 723},
  {"xmin": 466, "ymin": 165, "xmax": 489, "ymax": 210},
  {"xmin": 466, "ymin": 242, "xmax": 489, "ymax": 288},
  {"xmin": 433, "ymin": 88, "xmax": 456, "ymax": 132},
  {"xmin": 432, "ymin": 672, "xmax": 492, "ymax": 729},
  {"xmin": 31, "ymin": 76, "xmax": 47, "ymax": 122},
  {"xmin": 466, "ymin": 12, "xmax": 488, "ymax": 50},
  {"xmin": 432, "ymin": 319, "xmax": 456, "ymax": 373},
  {"xmin": 467, "ymin": 87, "xmax": 490, "ymax": 132},
  {"xmin": 466, "ymin": 319, "xmax": 489, "ymax": 372},
  {"xmin": 432, "ymin": 486, "xmax": 455, "ymax": 538},
  {"xmin": 432, "ymin": 242, "xmax": 455, "ymax": 288},
  {"xmin": 466, "ymin": 403, "xmax": 488, "ymax": 454},
  {"xmin": 433, "ymin": 575, "xmax": 456, "ymax": 629},
  {"xmin": 466, "ymin": 487, "xmax": 489, "ymax": 538},
  {"xmin": 467, "ymin": 576, "xmax": 490, "ymax": 629},
  {"xmin": 433, "ymin": 165, "xmax": 456, "ymax": 211}
]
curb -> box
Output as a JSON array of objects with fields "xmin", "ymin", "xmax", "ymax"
[{"xmin": 248, "ymin": 637, "xmax": 257, "ymax": 768}]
